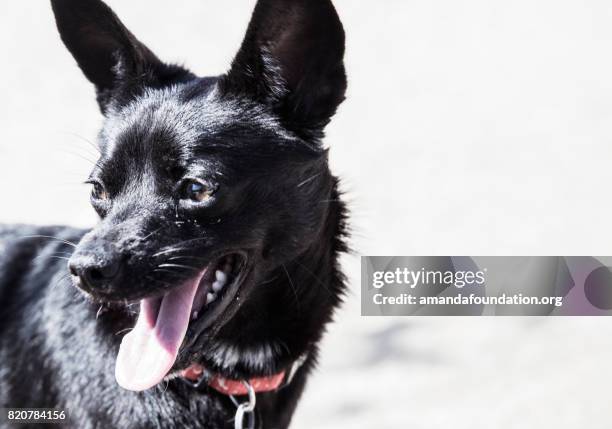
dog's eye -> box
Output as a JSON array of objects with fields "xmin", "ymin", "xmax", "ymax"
[
  {"xmin": 182, "ymin": 180, "xmax": 214, "ymax": 203},
  {"xmin": 90, "ymin": 182, "xmax": 108, "ymax": 201}
]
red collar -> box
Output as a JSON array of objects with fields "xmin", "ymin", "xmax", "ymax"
[
  {"xmin": 180, "ymin": 353, "xmax": 307, "ymax": 396},
  {"xmin": 181, "ymin": 364, "xmax": 286, "ymax": 396}
]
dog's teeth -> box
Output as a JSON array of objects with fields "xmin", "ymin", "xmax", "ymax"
[
  {"xmin": 215, "ymin": 270, "xmax": 227, "ymax": 283},
  {"xmin": 206, "ymin": 292, "xmax": 216, "ymax": 304},
  {"xmin": 191, "ymin": 311, "xmax": 198, "ymax": 320},
  {"xmin": 212, "ymin": 281, "xmax": 224, "ymax": 293}
]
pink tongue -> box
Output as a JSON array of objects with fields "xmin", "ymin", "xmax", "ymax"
[{"xmin": 115, "ymin": 279, "xmax": 200, "ymax": 391}]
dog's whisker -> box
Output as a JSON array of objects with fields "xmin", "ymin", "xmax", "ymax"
[
  {"xmin": 66, "ymin": 150, "xmax": 99, "ymax": 167},
  {"xmin": 276, "ymin": 340, "xmax": 291, "ymax": 355},
  {"xmin": 50, "ymin": 273, "xmax": 72, "ymax": 291},
  {"xmin": 33, "ymin": 252, "xmax": 73, "ymax": 262},
  {"xmin": 256, "ymin": 274, "xmax": 281, "ymax": 286},
  {"xmin": 141, "ymin": 227, "xmax": 163, "ymax": 242},
  {"xmin": 293, "ymin": 260, "xmax": 334, "ymax": 297},
  {"xmin": 59, "ymin": 140, "xmax": 99, "ymax": 160},
  {"xmin": 64, "ymin": 131, "xmax": 101, "ymax": 155},
  {"xmin": 60, "ymin": 147, "xmax": 106, "ymax": 173},
  {"xmin": 157, "ymin": 263, "xmax": 199, "ymax": 271},
  {"xmin": 166, "ymin": 255, "xmax": 207, "ymax": 262},
  {"xmin": 281, "ymin": 264, "xmax": 301, "ymax": 313},
  {"xmin": 297, "ymin": 173, "xmax": 321, "ymax": 188},
  {"xmin": 165, "ymin": 237, "xmax": 209, "ymax": 248},
  {"xmin": 150, "ymin": 268, "xmax": 179, "ymax": 275},
  {"xmin": 22, "ymin": 235, "xmax": 77, "ymax": 248},
  {"xmin": 96, "ymin": 305, "xmax": 105, "ymax": 320},
  {"xmin": 114, "ymin": 328, "xmax": 132, "ymax": 336},
  {"xmin": 47, "ymin": 256, "xmax": 71, "ymax": 262},
  {"xmin": 152, "ymin": 248, "xmax": 186, "ymax": 257},
  {"xmin": 152, "ymin": 237, "xmax": 209, "ymax": 257}
]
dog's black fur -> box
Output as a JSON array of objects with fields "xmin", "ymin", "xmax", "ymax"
[{"xmin": 0, "ymin": 0, "xmax": 347, "ymax": 427}]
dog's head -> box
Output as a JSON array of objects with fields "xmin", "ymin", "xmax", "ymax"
[{"xmin": 52, "ymin": 0, "xmax": 346, "ymax": 391}]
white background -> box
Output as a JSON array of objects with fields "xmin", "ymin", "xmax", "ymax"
[{"xmin": 1, "ymin": 1, "xmax": 612, "ymax": 428}]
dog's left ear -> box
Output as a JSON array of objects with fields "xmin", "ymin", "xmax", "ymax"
[
  {"xmin": 50, "ymin": 0, "xmax": 188, "ymax": 113},
  {"xmin": 222, "ymin": 0, "xmax": 347, "ymax": 139}
]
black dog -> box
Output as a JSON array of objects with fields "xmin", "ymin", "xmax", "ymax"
[{"xmin": 0, "ymin": 0, "xmax": 347, "ymax": 427}]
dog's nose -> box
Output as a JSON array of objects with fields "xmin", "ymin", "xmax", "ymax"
[{"xmin": 69, "ymin": 246, "xmax": 122, "ymax": 291}]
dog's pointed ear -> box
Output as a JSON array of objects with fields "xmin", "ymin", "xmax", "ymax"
[
  {"xmin": 222, "ymin": 0, "xmax": 346, "ymax": 139},
  {"xmin": 50, "ymin": 0, "xmax": 186, "ymax": 113}
]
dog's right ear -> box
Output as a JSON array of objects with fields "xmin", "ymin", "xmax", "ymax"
[
  {"xmin": 50, "ymin": 0, "xmax": 187, "ymax": 113},
  {"xmin": 222, "ymin": 0, "xmax": 347, "ymax": 141}
]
